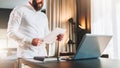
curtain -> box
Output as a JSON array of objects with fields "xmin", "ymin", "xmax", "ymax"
[
  {"xmin": 46, "ymin": 0, "xmax": 76, "ymax": 56},
  {"xmin": 91, "ymin": 0, "xmax": 120, "ymax": 59}
]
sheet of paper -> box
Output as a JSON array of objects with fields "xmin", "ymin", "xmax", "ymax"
[{"xmin": 44, "ymin": 28, "xmax": 66, "ymax": 44}]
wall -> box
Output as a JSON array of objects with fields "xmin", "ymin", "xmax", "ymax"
[{"xmin": 0, "ymin": 9, "xmax": 12, "ymax": 48}]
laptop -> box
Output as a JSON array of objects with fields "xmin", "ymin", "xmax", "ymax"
[
  {"xmin": 34, "ymin": 34, "xmax": 112, "ymax": 61},
  {"xmin": 70, "ymin": 34, "xmax": 112, "ymax": 60}
]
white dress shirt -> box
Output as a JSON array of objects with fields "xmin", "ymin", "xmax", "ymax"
[{"xmin": 7, "ymin": 3, "xmax": 49, "ymax": 58}]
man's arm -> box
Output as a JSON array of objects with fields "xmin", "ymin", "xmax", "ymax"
[{"xmin": 7, "ymin": 7, "xmax": 32, "ymax": 46}]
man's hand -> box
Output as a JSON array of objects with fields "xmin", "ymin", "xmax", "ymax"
[
  {"xmin": 32, "ymin": 38, "xmax": 44, "ymax": 46},
  {"xmin": 57, "ymin": 34, "xmax": 64, "ymax": 41}
]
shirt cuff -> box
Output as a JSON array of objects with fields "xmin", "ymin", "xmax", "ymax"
[{"xmin": 22, "ymin": 37, "xmax": 33, "ymax": 45}]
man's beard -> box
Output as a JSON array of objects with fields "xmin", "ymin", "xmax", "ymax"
[{"xmin": 32, "ymin": 0, "xmax": 43, "ymax": 11}]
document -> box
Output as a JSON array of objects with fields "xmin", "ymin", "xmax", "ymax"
[{"xmin": 44, "ymin": 28, "xmax": 66, "ymax": 44}]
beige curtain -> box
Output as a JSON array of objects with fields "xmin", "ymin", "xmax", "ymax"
[{"xmin": 46, "ymin": 0, "xmax": 76, "ymax": 55}]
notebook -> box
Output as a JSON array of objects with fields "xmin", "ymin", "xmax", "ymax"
[{"xmin": 72, "ymin": 34, "xmax": 112, "ymax": 60}]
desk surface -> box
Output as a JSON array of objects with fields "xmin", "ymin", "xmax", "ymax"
[{"xmin": 20, "ymin": 58, "xmax": 120, "ymax": 68}]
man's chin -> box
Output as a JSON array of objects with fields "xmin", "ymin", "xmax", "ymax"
[
  {"xmin": 36, "ymin": 6, "xmax": 43, "ymax": 11},
  {"xmin": 36, "ymin": 8, "xmax": 42, "ymax": 11}
]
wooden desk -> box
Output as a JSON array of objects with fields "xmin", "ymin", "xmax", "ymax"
[{"xmin": 20, "ymin": 58, "xmax": 120, "ymax": 68}]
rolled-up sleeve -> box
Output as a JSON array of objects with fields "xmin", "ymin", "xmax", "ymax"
[{"xmin": 7, "ymin": 7, "xmax": 32, "ymax": 46}]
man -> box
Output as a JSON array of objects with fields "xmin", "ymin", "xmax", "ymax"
[{"xmin": 7, "ymin": 0, "xmax": 64, "ymax": 58}]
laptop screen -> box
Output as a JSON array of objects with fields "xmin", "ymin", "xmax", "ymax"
[{"xmin": 73, "ymin": 34, "xmax": 112, "ymax": 60}]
